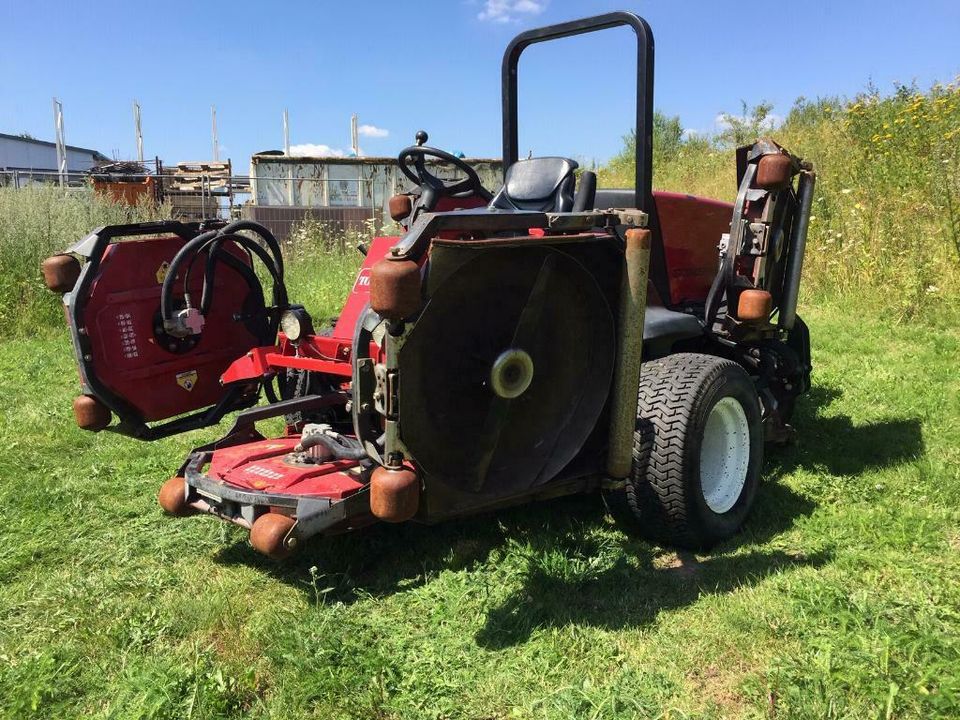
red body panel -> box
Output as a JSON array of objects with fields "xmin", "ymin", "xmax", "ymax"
[
  {"xmin": 207, "ymin": 436, "xmax": 364, "ymax": 498},
  {"xmin": 653, "ymin": 191, "xmax": 732, "ymax": 306},
  {"xmin": 220, "ymin": 233, "xmax": 397, "ymax": 385},
  {"xmin": 82, "ymin": 237, "xmax": 262, "ymax": 421}
]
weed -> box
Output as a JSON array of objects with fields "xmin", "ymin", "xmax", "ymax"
[{"xmin": 599, "ymin": 80, "xmax": 960, "ymax": 320}]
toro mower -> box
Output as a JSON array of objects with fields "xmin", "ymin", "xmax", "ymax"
[{"xmin": 43, "ymin": 12, "xmax": 814, "ymax": 560}]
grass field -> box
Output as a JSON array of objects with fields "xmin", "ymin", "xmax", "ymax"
[
  {"xmin": 0, "ymin": 277, "xmax": 957, "ymax": 717},
  {"xmin": 1, "ymin": 81, "xmax": 958, "ymax": 718}
]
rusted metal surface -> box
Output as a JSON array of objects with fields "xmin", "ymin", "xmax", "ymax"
[
  {"xmin": 370, "ymin": 466, "xmax": 419, "ymax": 523},
  {"xmin": 73, "ymin": 394, "xmax": 111, "ymax": 432},
  {"xmin": 158, "ymin": 476, "xmax": 193, "ymax": 516},
  {"xmin": 755, "ymin": 153, "xmax": 793, "ymax": 191},
  {"xmin": 389, "ymin": 193, "xmax": 413, "ymax": 221},
  {"xmin": 606, "ymin": 227, "xmax": 652, "ymax": 479},
  {"xmin": 369, "ymin": 258, "xmax": 422, "ymax": 320},
  {"xmin": 249, "ymin": 512, "xmax": 297, "ymax": 559},
  {"xmin": 737, "ymin": 288, "xmax": 773, "ymax": 322},
  {"xmin": 92, "ymin": 177, "xmax": 157, "ymax": 206},
  {"xmin": 41, "ymin": 254, "xmax": 81, "ymax": 293}
]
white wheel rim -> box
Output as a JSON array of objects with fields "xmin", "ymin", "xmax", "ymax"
[{"xmin": 699, "ymin": 396, "xmax": 750, "ymax": 514}]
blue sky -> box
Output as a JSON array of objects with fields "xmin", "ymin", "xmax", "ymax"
[{"xmin": 2, "ymin": 0, "xmax": 958, "ymax": 171}]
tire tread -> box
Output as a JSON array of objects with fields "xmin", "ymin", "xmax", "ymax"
[{"xmin": 605, "ymin": 352, "xmax": 752, "ymax": 548}]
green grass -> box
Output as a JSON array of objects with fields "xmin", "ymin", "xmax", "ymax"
[
  {"xmin": 0, "ymin": 80, "xmax": 958, "ymax": 718},
  {"xmin": 0, "ymin": 287, "xmax": 957, "ymax": 718}
]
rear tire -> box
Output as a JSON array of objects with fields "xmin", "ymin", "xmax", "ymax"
[{"xmin": 604, "ymin": 353, "xmax": 763, "ymax": 549}]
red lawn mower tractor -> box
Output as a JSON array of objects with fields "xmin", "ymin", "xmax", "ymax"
[{"xmin": 43, "ymin": 12, "xmax": 814, "ymax": 559}]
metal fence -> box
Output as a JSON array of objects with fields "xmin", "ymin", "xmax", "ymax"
[
  {"xmin": 0, "ymin": 170, "xmax": 391, "ymax": 237},
  {"xmin": 0, "ymin": 162, "xmax": 501, "ymax": 239}
]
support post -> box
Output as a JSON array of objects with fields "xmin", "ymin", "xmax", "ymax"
[
  {"xmin": 778, "ymin": 169, "xmax": 816, "ymax": 330},
  {"xmin": 52, "ymin": 98, "xmax": 66, "ymax": 188},
  {"xmin": 133, "ymin": 101, "xmax": 144, "ymax": 163},
  {"xmin": 606, "ymin": 227, "xmax": 651, "ymax": 479},
  {"xmin": 211, "ymin": 105, "xmax": 219, "ymax": 162}
]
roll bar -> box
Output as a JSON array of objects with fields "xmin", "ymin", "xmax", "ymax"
[{"xmin": 501, "ymin": 11, "xmax": 655, "ymax": 213}]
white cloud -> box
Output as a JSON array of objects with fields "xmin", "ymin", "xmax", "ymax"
[
  {"xmin": 714, "ymin": 113, "xmax": 732, "ymax": 132},
  {"xmin": 357, "ymin": 124, "xmax": 389, "ymax": 138},
  {"xmin": 478, "ymin": 0, "xmax": 546, "ymax": 23},
  {"xmin": 288, "ymin": 143, "xmax": 346, "ymax": 157},
  {"xmin": 714, "ymin": 112, "xmax": 783, "ymax": 132}
]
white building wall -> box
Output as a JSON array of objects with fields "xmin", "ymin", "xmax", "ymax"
[
  {"xmin": 249, "ymin": 156, "xmax": 503, "ymax": 217},
  {"xmin": 0, "ymin": 135, "xmax": 104, "ymax": 172}
]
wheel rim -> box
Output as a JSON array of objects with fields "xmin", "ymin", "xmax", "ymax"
[{"xmin": 699, "ymin": 396, "xmax": 750, "ymax": 514}]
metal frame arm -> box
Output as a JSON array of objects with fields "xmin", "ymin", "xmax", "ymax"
[{"xmin": 501, "ymin": 11, "xmax": 655, "ymax": 213}]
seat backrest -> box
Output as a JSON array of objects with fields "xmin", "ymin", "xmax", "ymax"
[
  {"xmin": 490, "ymin": 157, "xmax": 578, "ymax": 212},
  {"xmin": 592, "ymin": 188, "xmax": 636, "ymax": 210}
]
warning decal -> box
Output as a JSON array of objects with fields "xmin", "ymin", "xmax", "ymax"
[{"xmin": 176, "ymin": 370, "xmax": 198, "ymax": 391}]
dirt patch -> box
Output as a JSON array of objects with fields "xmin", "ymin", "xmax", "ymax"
[
  {"xmin": 688, "ymin": 663, "xmax": 746, "ymax": 717},
  {"xmin": 654, "ymin": 550, "xmax": 703, "ymax": 580}
]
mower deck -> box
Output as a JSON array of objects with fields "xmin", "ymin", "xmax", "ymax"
[{"xmin": 181, "ymin": 435, "xmax": 369, "ymax": 535}]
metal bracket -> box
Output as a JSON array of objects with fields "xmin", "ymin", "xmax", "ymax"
[{"xmin": 291, "ymin": 487, "xmax": 371, "ymax": 540}]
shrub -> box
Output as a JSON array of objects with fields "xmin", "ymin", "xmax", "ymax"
[{"xmin": 597, "ymin": 81, "xmax": 960, "ymax": 319}]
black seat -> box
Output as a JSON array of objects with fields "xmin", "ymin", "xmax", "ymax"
[
  {"xmin": 593, "ymin": 188, "xmax": 637, "ymax": 209},
  {"xmin": 490, "ymin": 157, "xmax": 578, "ymax": 212}
]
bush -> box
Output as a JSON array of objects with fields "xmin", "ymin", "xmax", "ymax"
[{"xmin": 598, "ymin": 81, "xmax": 960, "ymax": 319}]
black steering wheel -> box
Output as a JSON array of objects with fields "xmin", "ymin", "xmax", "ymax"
[{"xmin": 397, "ymin": 131, "xmax": 493, "ymax": 209}]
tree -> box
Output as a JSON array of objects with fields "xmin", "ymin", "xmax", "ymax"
[
  {"xmin": 716, "ymin": 101, "xmax": 775, "ymax": 147},
  {"xmin": 606, "ymin": 110, "xmax": 687, "ymax": 182}
]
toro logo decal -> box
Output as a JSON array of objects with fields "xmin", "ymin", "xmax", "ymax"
[
  {"xmin": 245, "ymin": 465, "xmax": 284, "ymax": 481},
  {"xmin": 176, "ymin": 370, "xmax": 198, "ymax": 391},
  {"xmin": 353, "ymin": 268, "xmax": 371, "ymax": 292}
]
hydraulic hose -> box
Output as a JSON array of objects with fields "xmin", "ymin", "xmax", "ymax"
[
  {"xmin": 220, "ymin": 219, "xmax": 284, "ymax": 276},
  {"xmin": 197, "ymin": 240, "xmax": 264, "ymax": 314},
  {"xmin": 160, "ymin": 222, "xmax": 288, "ymax": 335},
  {"xmin": 188, "ymin": 233, "xmax": 283, "ymax": 301},
  {"xmin": 297, "ymin": 430, "xmax": 369, "ymax": 461}
]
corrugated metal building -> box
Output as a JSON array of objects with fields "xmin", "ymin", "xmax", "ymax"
[
  {"xmin": 0, "ymin": 132, "xmax": 109, "ymax": 174},
  {"xmin": 244, "ymin": 153, "xmax": 502, "ymax": 238}
]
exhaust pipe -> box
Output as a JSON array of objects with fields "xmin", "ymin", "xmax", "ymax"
[
  {"xmin": 606, "ymin": 228, "xmax": 652, "ymax": 479},
  {"xmin": 779, "ymin": 168, "xmax": 816, "ymax": 330}
]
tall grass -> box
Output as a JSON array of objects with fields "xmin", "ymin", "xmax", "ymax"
[
  {"xmin": 0, "ymin": 187, "xmax": 166, "ymax": 338},
  {"xmin": 599, "ymin": 81, "xmax": 960, "ymax": 320},
  {"xmin": 281, "ymin": 218, "xmax": 370, "ymax": 326},
  {"xmin": 2, "ymin": 81, "xmax": 957, "ymax": 338}
]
